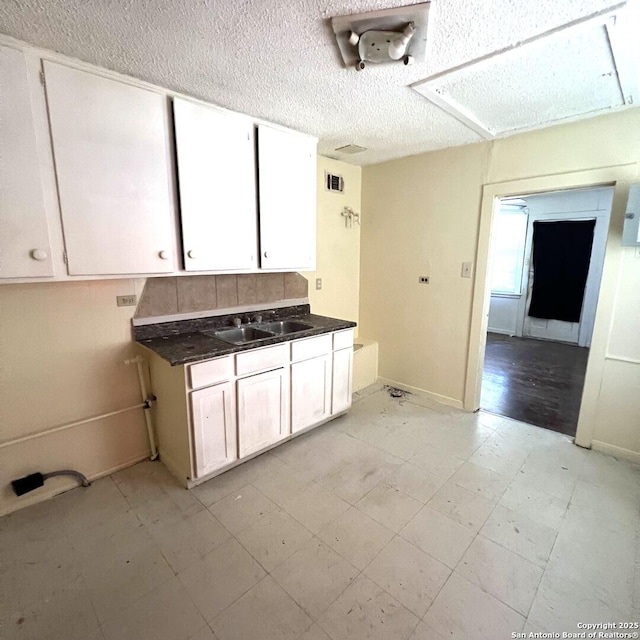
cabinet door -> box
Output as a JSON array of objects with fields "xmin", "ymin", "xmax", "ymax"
[
  {"xmin": 332, "ymin": 348, "xmax": 353, "ymax": 415},
  {"xmin": 190, "ymin": 381, "xmax": 237, "ymax": 478},
  {"xmin": 291, "ymin": 355, "xmax": 331, "ymax": 433},
  {"xmin": 43, "ymin": 61, "xmax": 175, "ymax": 275},
  {"xmin": 0, "ymin": 47, "xmax": 53, "ymax": 278},
  {"xmin": 257, "ymin": 125, "xmax": 317, "ymax": 270},
  {"xmin": 174, "ymin": 98, "xmax": 258, "ymax": 271},
  {"xmin": 237, "ymin": 368, "xmax": 289, "ymax": 458}
]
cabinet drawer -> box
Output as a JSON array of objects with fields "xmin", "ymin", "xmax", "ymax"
[
  {"xmin": 291, "ymin": 334, "xmax": 332, "ymax": 362},
  {"xmin": 188, "ymin": 355, "xmax": 234, "ymax": 390},
  {"xmin": 236, "ymin": 343, "xmax": 289, "ymax": 376},
  {"xmin": 333, "ymin": 329, "xmax": 354, "ymax": 351}
]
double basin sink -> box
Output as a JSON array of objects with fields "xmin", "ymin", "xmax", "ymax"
[{"xmin": 202, "ymin": 320, "xmax": 313, "ymax": 346}]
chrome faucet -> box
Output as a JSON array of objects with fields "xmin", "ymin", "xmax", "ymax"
[
  {"xmin": 230, "ymin": 317, "xmax": 242, "ymax": 328},
  {"xmin": 252, "ymin": 313, "xmax": 263, "ymax": 323}
]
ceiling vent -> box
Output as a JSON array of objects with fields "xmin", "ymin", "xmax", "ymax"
[
  {"xmin": 334, "ymin": 144, "xmax": 367, "ymax": 155},
  {"xmin": 331, "ymin": 3, "xmax": 431, "ymax": 70},
  {"xmin": 326, "ymin": 172, "xmax": 344, "ymax": 193}
]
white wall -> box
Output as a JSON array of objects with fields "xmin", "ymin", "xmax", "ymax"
[{"xmin": 487, "ymin": 296, "xmax": 519, "ymax": 335}]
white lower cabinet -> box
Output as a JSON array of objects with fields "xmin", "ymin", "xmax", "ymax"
[
  {"xmin": 291, "ymin": 355, "xmax": 332, "ymax": 433},
  {"xmin": 332, "ymin": 347, "xmax": 354, "ymax": 415},
  {"xmin": 190, "ymin": 381, "xmax": 237, "ymax": 478},
  {"xmin": 237, "ymin": 367, "xmax": 290, "ymax": 458},
  {"xmin": 146, "ymin": 327, "xmax": 353, "ymax": 487}
]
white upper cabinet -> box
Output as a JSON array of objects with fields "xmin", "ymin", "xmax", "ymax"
[
  {"xmin": 174, "ymin": 98, "xmax": 258, "ymax": 271},
  {"xmin": 43, "ymin": 61, "xmax": 176, "ymax": 275},
  {"xmin": 257, "ymin": 125, "xmax": 317, "ymax": 271},
  {"xmin": 0, "ymin": 46, "xmax": 53, "ymax": 278}
]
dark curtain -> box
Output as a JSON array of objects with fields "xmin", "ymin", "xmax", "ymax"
[{"xmin": 528, "ymin": 220, "xmax": 596, "ymax": 323}]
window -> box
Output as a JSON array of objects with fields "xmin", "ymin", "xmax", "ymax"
[{"xmin": 490, "ymin": 206, "xmax": 528, "ymax": 295}]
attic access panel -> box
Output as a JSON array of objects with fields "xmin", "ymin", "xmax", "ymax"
[
  {"xmin": 411, "ymin": 7, "xmax": 639, "ymax": 138},
  {"xmin": 331, "ymin": 3, "xmax": 431, "ymax": 69}
]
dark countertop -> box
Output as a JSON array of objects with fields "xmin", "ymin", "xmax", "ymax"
[{"xmin": 134, "ymin": 304, "xmax": 357, "ymax": 366}]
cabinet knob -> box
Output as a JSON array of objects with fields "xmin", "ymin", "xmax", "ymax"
[
  {"xmin": 263, "ymin": 251, "xmax": 269, "ymax": 259},
  {"xmin": 187, "ymin": 250, "xmax": 197, "ymax": 259},
  {"xmin": 30, "ymin": 249, "xmax": 48, "ymax": 261},
  {"xmin": 158, "ymin": 250, "xmax": 170, "ymax": 260}
]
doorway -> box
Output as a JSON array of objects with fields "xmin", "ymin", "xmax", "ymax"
[{"xmin": 479, "ymin": 186, "xmax": 613, "ymax": 436}]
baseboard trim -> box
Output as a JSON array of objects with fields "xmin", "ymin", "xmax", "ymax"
[
  {"xmin": 487, "ymin": 328, "xmax": 516, "ymax": 337},
  {"xmin": 377, "ymin": 377, "xmax": 464, "ymax": 410},
  {"xmin": 590, "ymin": 440, "xmax": 640, "ymax": 465}
]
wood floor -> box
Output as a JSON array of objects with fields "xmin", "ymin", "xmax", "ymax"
[{"xmin": 481, "ymin": 332, "xmax": 589, "ymax": 436}]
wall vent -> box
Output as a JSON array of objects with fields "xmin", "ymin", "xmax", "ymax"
[{"xmin": 326, "ymin": 172, "xmax": 344, "ymax": 193}]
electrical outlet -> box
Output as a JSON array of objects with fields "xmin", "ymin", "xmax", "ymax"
[
  {"xmin": 316, "ymin": 278, "xmax": 322, "ymax": 290},
  {"xmin": 117, "ymin": 295, "xmax": 137, "ymax": 307},
  {"xmin": 461, "ymin": 262, "xmax": 473, "ymax": 278},
  {"xmin": 419, "ymin": 276, "xmax": 429, "ymax": 284}
]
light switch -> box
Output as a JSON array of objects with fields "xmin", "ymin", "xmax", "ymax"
[
  {"xmin": 461, "ymin": 262, "xmax": 473, "ymax": 278},
  {"xmin": 316, "ymin": 278, "xmax": 322, "ymax": 290}
]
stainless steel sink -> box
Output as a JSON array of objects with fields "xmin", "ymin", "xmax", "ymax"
[
  {"xmin": 201, "ymin": 319, "xmax": 314, "ymax": 345},
  {"xmin": 205, "ymin": 327, "xmax": 276, "ymax": 345},
  {"xmin": 260, "ymin": 320, "xmax": 313, "ymax": 335}
]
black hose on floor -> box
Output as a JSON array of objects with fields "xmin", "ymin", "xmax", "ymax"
[{"xmin": 11, "ymin": 470, "xmax": 91, "ymax": 496}]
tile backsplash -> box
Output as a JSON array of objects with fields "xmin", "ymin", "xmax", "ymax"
[{"xmin": 134, "ymin": 273, "xmax": 308, "ymax": 321}]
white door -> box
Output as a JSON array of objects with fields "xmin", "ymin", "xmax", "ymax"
[
  {"xmin": 331, "ymin": 348, "xmax": 353, "ymax": 415},
  {"xmin": 0, "ymin": 47, "xmax": 53, "ymax": 278},
  {"xmin": 190, "ymin": 381, "xmax": 237, "ymax": 478},
  {"xmin": 237, "ymin": 368, "xmax": 289, "ymax": 458},
  {"xmin": 257, "ymin": 125, "xmax": 317, "ymax": 270},
  {"xmin": 44, "ymin": 61, "xmax": 176, "ymax": 275},
  {"xmin": 522, "ymin": 264, "xmax": 581, "ymax": 344},
  {"xmin": 291, "ymin": 355, "xmax": 331, "ymax": 433},
  {"xmin": 173, "ymin": 98, "xmax": 258, "ymax": 271},
  {"xmin": 520, "ymin": 212, "xmax": 608, "ymax": 347}
]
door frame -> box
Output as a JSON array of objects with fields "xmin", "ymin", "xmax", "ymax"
[{"xmin": 463, "ymin": 165, "xmax": 637, "ymax": 449}]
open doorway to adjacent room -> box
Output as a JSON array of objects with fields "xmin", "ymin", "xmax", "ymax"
[{"xmin": 480, "ymin": 186, "xmax": 613, "ymax": 436}]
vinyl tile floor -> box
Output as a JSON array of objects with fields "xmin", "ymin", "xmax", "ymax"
[{"xmin": 1, "ymin": 384, "xmax": 639, "ymax": 640}]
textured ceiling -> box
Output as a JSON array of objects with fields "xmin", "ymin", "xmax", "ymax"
[{"xmin": 0, "ymin": 0, "xmax": 637, "ymax": 165}]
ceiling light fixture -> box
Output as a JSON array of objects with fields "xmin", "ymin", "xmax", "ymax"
[{"xmin": 330, "ymin": 3, "xmax": 431, "ymax": 70}]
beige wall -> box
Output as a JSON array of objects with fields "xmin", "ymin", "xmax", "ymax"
[
  {"xmin": 306, "ymin": 156, "xmax": 362, "ymax": 331},
  {"xmin": 0, "ymin": 279, "xmax": 150, "ymax": 515},
  {"xmin": 360, "ymin": 108, "xmax": 640, "ymax": 457},
  {"xmin": 360, "ymin": 143, "xmax": 491, "ymax": 405}
]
